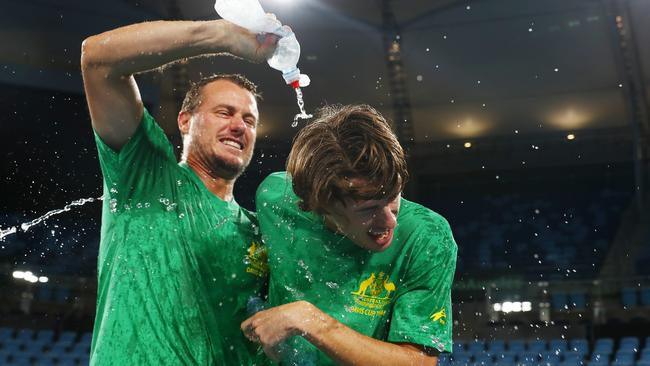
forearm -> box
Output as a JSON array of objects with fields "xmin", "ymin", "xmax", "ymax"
[
  {"xmin": 302, "ymin": 306, "xmax": 436, "ymax": 366},
  {"xmin": 81, "ymin": 20, "xmax": 232, "ymax": 77}
]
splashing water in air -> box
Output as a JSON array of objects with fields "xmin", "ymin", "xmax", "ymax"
[
  {"xmin": 0, "ymin": 196, "xmax": 102, "ymax": 241},
  {"xmin": 292, "ymin": 87, "xmax": 313, "ymax": 128}
]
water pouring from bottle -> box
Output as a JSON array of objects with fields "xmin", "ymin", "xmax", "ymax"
[{"xmin": 215, "ymin": 0, "xmax": 313, "ymax": 127}]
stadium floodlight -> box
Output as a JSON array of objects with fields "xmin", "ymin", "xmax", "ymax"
[
  {"xmin": 38, "ymin": 276, "xmax": 49, "ymax": 283},
  {"xmin": 464, "ymin": 142, "xmax": 472, "ymax": 148},
  {"xmin": 567, "ymin": 133, "xmax": 575, "ymax": 140},
  {"xmin": 12, "ymin": 270, "xmax": 25, "ymax": 279}
]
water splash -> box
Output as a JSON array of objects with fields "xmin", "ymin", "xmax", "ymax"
[
  {"xmin": 0, "ymin": 196, "xmax": 102, "ymax": 242},
  {"xmin": 291, "ymin": 87, "xmax": 313, "ymax": 128}
]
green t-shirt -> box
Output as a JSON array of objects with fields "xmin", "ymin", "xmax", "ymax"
[
  {"xmin": 257, "ymin": 172, "xmax": 457, "ymax": 365},
  {"xmin": 91, "ymin": 109, "xmax": 268, "ymax": 365}
]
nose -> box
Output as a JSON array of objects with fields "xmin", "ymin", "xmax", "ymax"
[
  {"xmin": 375, "ymin": 206, "xmax": 397, "ymax": 229},
  {"xmin": 229, "ymin": 115, "xmax": 246, "ymax": 133}
]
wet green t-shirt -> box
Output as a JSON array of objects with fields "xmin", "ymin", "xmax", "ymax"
[
  {"xmin": 257, "ymin": 172, "xmax": 457, "ymax": 365},
  {"xmin": 91, "ymin": 109, "xmax": 268, "ymax": 365}
]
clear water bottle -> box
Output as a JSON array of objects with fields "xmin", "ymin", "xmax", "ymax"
[{"xmin": 214, "ymin": 0, "xmax": 309, "ymax": 87}]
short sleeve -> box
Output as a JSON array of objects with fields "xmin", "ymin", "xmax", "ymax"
[
  {"xmin": 93, "ymin": 108, "xmax": 177, "ymax": 201},
  {"xmin": 387, "ymin": 213, "xmax": 458, "ymax": 353}
]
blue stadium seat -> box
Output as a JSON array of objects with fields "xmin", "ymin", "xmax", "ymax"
[
  {"xmin": 14, "ymin": 329, "xmax": 33, "ymax": 343},
  {"xmin": 453, "ymin": 353, "xmax": 472, "ymax": 366},
  {"xmin": 475, "ymin": 353, "xmax": 494, "ymax": 366},
  {"xmin": 520, "ymin": 352, "xmax": 540, "ymax": 364},
  {"xmin": 9, "ymin": 353, "xmax": 33, "ymax": 366},
  {"xmin": 564, "ymin": 351, "xmax": 587, "ymax": 364},
  {"xmin": 57, "ymin": 331, "xmax": 77, "ymax": 346},
  {"xmin": 0, "ymin": 350, "xmax": 10, "ymax": 364},
  {"xmin": 47, "ymin": 343, "xmax": 70, "ymax": 358},
  {"xmin": 22, "ymin": 340, "xmax": 46, "ymax": 354},
  {"xmin": 77, "ymin": 355, "xmax": 90, "ymax": 365},
  {"xmin": 509, "ymin": 340, "xmax": 526, "ymax": 353},
  {"xmin": 541, "ymin": 351, "xmax": 562, "ymax": 365},
  {"xmin": 613, "ymin": 351, "xmax": 636, "ymax": 366},
  {"xmin": 594, "ymin": 339, "xmax": 615, "ymax": 355},
  {"xmin": 528, "ymin": 340, "xmax": 547, "ymax": 353},
  {"xmin": 562, "ymin": 360, "xmax": 584, "ymax": 366},
  {"xmin": 70, "ymin": 342, "xmax": 91, "ymax": 357},
  {"xmin": 550, "ymin": 339, "xmax": 568, "ymax": 354},
  {"xmin": 33, "ymin": 354, "xmax": 57, "ymax": 366},
  {"xmin": 35, "ymin": 330, "xmax": 55, "ymax": 344},
  {"xmin": 590, "ymin": 353, "xmax": 611, "ymax": 366},
  {"xmin": 621, "ymin": 288, "xmax": 638, "ymax": 308},
  {"xmin": 570, "ymin": 339, "xmax": 589, "ymax": 355},
  {"xmin": 56, "ymin": 354, "xmax": 77, "ymax": 366},
  {"xmin": 79, "ymin": 332, "xmax": 92, "ymax": 345},
  {"xmin": 495, "ymin": 352, "xmax": 517, "ymax": 365},
  {"xmin": 489, "ymin": 340, "xmax": 506, "ymax": 355},
  {"xmin": 641, "ymin": 289, "xmax": 650, "ymax": 306},
  {"xmin": 469, "ymin": 340, "xmax": 487, "ymax": 354},
  {"xmin": 640, "ymin": 349, "xmax": 650, "ymax": 362},
  {"xmin": 2, "ymin": 340, "xmax": 23, "ymax": 354},
  {"xmin": 0, "ymin": 327, "xmax": 13, "ymax": 341},
  {"xmin": 455, "ymin": 342, "xmax": 467, "ymax": 353}
]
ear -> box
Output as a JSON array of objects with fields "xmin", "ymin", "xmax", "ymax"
[{"xmin": 178, "ymin": 111, "xmax": 192, "ymax": 136}]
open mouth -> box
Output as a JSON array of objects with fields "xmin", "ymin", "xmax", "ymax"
[
  {"xmin": 368, "ymin": 228, "xmax": 393, "ymax": 247},
  {"xmin": 221, "ymin": 138, "xmax": 243, "ymax": 150}
]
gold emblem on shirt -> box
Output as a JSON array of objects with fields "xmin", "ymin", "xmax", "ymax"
[
  {"xmin": 430, "ymin": 308, "xmax": 447, "ymax": 325},
  {"xmin": 245, "ymin": 241, "xmax": 268, "ymax": 277},
  {"xmin": 348, "ymin": 271, "xmax": 396, "ymax": 317}
]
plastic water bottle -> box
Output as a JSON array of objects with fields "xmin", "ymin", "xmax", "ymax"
[
  {"xmin": 214, "ymin": 0, "xmax": 309, "ymax": 88},
  {"xmin": 214, "ymin": 0, "xmax": 313, "ymax": 126}
]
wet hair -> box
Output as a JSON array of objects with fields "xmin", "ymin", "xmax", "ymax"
[
  {"xmin": 286, "ymin": 104, "xmax": 408, "ymax": 214},
  {"xmin": 180, "ymin": 73, "xmax": 261, "ymax": 113}
]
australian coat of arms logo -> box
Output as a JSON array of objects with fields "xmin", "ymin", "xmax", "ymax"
[
  {"xmin": 348, "ymin": 271, "xmax": 396, "ymax": 317},
  {"xmin": 244, "ymin": 241, "xmax": 268, "ymax": 277}
]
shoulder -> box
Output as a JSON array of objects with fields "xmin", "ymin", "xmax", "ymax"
[
  {"xmin": 398, "ymin": 199, "xmax": 457, "ymax": 255},
  {"xmin": 256, "ymin": 171, "xmax": 294, "ymax": 204}
]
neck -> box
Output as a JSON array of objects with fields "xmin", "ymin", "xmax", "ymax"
[{"xmin": 186, "ymin": 159, "xmax": 236, "ymax": 202}]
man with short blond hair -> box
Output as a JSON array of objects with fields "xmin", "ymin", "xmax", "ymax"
[{"xmin": 81, "ymin": 19, "xmax": 277, "ymax": 364}]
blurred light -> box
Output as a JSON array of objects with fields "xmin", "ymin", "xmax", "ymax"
[
  {"xmin": 548, "ymin": 108, "xmax": 591, "ymax": 129},
  {"xmin": 38, "ymin": 276, "xmax": 49, "ymax": 283},
  {"xmin": 567, "ymin": 133, "xmax": 575, "ymax": 140},
  {"xmin": 12, "ymin": 271, "xmax": 25, "ymax": 279},
  {"xmin": 464, "ymin": 142, "xmax": 472, "ymax": 148},
  {"xmin": 25, "ymin": 274, "xmax": 38, "ymax": 283},
  {"xmin": 493, "ymin": 300, "xmax": 533, "ymax": 313},
  {"xmin": 502, "ymin": 301, "xmax": 514, "ymax": 313}
]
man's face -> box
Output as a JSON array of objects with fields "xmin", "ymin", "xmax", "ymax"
[
  {"xmin": 181, "ymin": 80, "xmax": 258, "ymax": 179},
  {"xmin": 324, "ymin": 179, "xmax": 401, "ymax": 252}
]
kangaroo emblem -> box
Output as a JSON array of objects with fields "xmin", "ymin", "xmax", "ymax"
[
  {"xmin": 383, "ymin": 281, "xmax": 396, "ymax": 299},
  {"xmin": 352, "ymin": 273, "xmax": 376, "ymax": 296},
  {"xmin": 430, "ymin": 308, "xmax": 446, "ymax": 325}
]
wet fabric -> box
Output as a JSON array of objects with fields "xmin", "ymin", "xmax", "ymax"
[
  {"xmin": 256, "ymin": 172, "xmax": 457, "ymax": 365},
  {"xmin": 91, "ymin": 109, "xmax": 268, "ymax": 365}
]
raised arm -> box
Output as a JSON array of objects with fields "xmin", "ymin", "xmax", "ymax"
[
  {"xmin": 241, "ymin": 301, "xmax": 438, "ymax": 366},
  {"xmin": 81, "ymin": 20, "xmax": 276, "ymax": 150}
]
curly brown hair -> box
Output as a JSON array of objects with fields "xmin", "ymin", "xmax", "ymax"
[
  {"xmin": 180, "ymin": 73, "xmax": 261, "ymax": 113},
  {"xmin": 286, "ymin": 104, "xmax": 408, "ymax": 214}
]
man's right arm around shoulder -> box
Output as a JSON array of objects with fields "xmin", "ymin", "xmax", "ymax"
[{"xmin": 81, "ymin": 20, "xmax": 278, "ymax": 151}]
